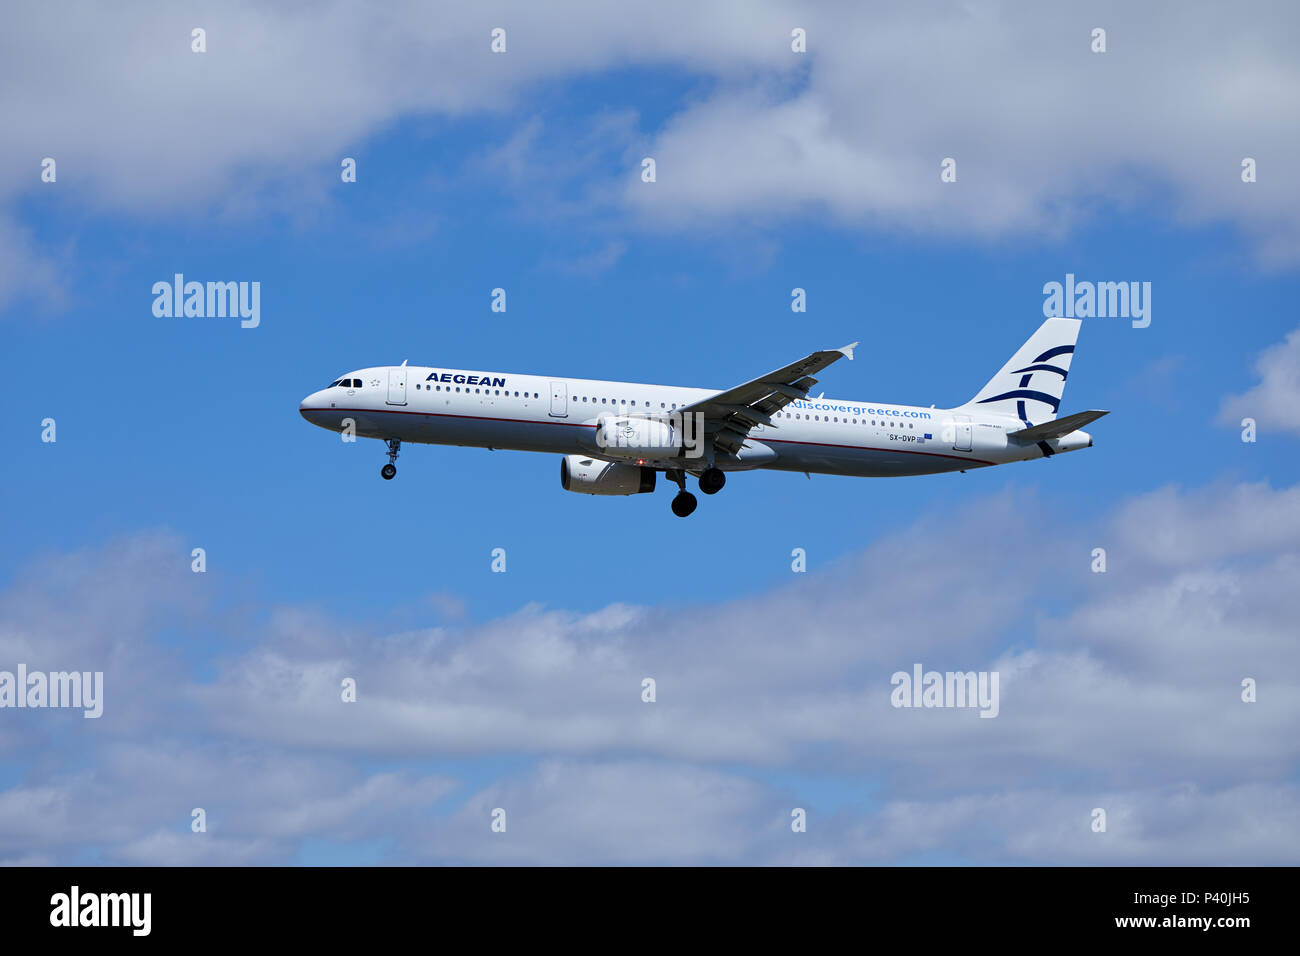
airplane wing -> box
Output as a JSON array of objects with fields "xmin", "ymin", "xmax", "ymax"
[
  {"xmin": 677, "ymin": 342, "xmax": 859, "ymax": 457},
  {"xmin": 1008, "ymin": 409, "xmax": 1109, "ymax": 442}
]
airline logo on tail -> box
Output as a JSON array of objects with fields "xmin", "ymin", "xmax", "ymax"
[
  {"xmin": 978, "ymin": 343, "xmax": 1074, "ymax": 417},
  {"xmin": 962, "ymin": 317, "xmax": 1081, "ymax": 423}
]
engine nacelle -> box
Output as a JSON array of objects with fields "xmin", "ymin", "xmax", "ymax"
[
  {"xmin": 560, "ymin": 455, "xmax": 657, "ymax": 496},
  {"xmin": 593, "ymin": 415, "xmax": 682, "ymax": 460}
]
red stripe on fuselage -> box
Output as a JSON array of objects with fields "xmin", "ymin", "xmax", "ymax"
[{"xmin": 307, "ymin": 406, "xmax": 994, "ymax": 466}]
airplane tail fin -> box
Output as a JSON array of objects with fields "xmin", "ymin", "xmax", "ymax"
[{"xmin": 960, "ymin": 317, "xmax": 1081, "ymax": 422}]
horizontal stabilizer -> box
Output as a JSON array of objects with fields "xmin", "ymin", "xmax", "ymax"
[{"xmin": 1009, "ymin": 409, "xmax": 1109, "ymax": 442}]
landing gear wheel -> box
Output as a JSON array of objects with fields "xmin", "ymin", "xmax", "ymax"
[
  {"xmin": 698, "ymin": 467, "xmax": 726, "ymax": 495},
  {"xmin": 671, "ymin": 491, "xmax": 698, "ymax": 517},
  {"xmin": 381, "ymin": 437, "xmax": 401, "ymax": 480}
]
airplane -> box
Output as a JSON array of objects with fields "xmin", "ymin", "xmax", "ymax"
[{"xmin": 299, "ymin": 316, "xmax": 1106, "ymax": 517}]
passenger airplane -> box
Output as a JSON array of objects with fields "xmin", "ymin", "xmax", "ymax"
[{"xmin": 299, "ymin": 317, "xmax": 1106, "ymax": 517}]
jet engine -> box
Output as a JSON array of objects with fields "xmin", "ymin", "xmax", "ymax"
[
  {"xmin": 593, "ymin": 415, "xmax": 682, "ymax": 460},
  {"xmin": 560, "ymin": 455, "xmax": 657, "ymax": 495}
]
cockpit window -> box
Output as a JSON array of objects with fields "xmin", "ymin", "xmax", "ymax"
[
  {"xmin": 328, "ymin": 379, "xmax": 341, "ymax": 387},
  {"xmin": 350, "ymin": 379, "xmax": 361, "ymax": 387}
]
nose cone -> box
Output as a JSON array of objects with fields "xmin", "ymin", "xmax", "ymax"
[{"xmin": 299, "ymin": 390, "xmax": 327, "ymax": 421}]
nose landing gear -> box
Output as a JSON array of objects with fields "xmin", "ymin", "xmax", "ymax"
[{"xmin": 381, "ymin": 439, "xmax": 401, "ymax": 480}]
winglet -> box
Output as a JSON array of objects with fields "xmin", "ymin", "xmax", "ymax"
[{"xmin": 839, "ymin": 341, "xmax": 859, "ymax": 361}]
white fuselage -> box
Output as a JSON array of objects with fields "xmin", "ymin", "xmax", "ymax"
[{"xmin": 299, "ymin": 364, "xmax": 1091, "ymax": 477}]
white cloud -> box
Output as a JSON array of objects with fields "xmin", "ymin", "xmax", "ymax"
[
  {"xmin": 1219, "ymin": 328, "xmax": 1300, "ymax": 435},
  {"xmin": 836, "ymin": 783, "xmax": 1300, "ymax": 866},
  {"xmin": 413, "ymin": 759, "xmax": 785, "ymax": 865},
  {"xmin": 1, "ymin": 476, "xmax": 1297, "ymax": 863},
  {"xmin": 0, "ymin": 215, "xmax": 65, "ymax": 312},
  {"xmin": 0, "ymin": 738, "xmax": 455, "ymax": 864},
  {"xmin": 0, "ymin": 1, "xmax": 788, "ymax": 213},
  {"xmin": 622, "ymin": 2, "xmax": 1300, "ymax": 263},
  {"xmin": 403, "ymin": 761, "xmax": 1300, "ymax": 865},
  {"xmin": 2, "ymin": 0, "xmax": 1298, "ymax": 286},
  {"xmin": 175, "ymin": 482, "xmax": 1298, "ymax": 800},
  {"xmin": 542, "ymin": 240, "xmax": 628, "ymax": 277}
]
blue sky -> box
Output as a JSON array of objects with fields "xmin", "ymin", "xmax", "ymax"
[
  {"xmin": 2, "ymin": 1, "xmax": 1298, "ymax": 865},
  {"xmin": 7, "ymin": 197, "xmax": 1294, "ymax": 616}
]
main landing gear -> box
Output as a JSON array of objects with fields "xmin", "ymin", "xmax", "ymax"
[
  {"xmin": 666, "ymin": 467, "xmax": 729, "ymax": 516},
  {"xmin": 665, "ymin": 468, "xmax": 717, "ymax": 520},
  {"xmin": 667, "ymin": 468, "xmax": 698, "ymax": 517},
  {"xmin": 381, "ymin": 438, "xmax": 400, "ymax": 480},
  {"xmin": 671, "ymin": 491, "xmax": 697, "ymax": 517},
  {"xmin": 698, "ymin": 467, "xmax": 726, "ymax": 495}
]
